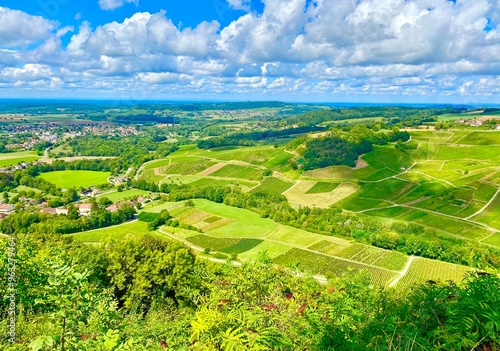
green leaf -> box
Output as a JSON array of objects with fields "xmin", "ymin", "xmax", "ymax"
[{"xmin": 30, "ymin": 335, "xmax": 55, "ymax": 351}]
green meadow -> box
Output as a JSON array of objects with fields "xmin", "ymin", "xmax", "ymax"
[{"xmin": 39, "ymin": 170, "xmax": 111, "ymax": 188}]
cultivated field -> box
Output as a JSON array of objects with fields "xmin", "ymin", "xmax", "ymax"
[
  {"xmin": 136, "ymin": 130, "xmax": 500, "ymax": 248},
  {"xmin": 39, "ymin": 170, "xmax": 111, "ymax": 188},
  {"xmin": 143, "ymin": 199, "xmax": 472, "ymax": 289},
  {"xmin": 128, "ymin": 129, "xmax": 498, "ymax": 287},
  {"xmin": 70, "ymin": 220, "xmax": 150, "ymax": 242}
]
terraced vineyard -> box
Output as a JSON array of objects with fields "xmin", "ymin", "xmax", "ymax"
[
  {"xmin": 395, "ymin": 257, "xmax": 471, "ymax": 291},
  {"xmin": 141, "ymin": 199, "xmax": 474, "ymax": 289},
  {"xmin": 132, "ymin": 129, "xmax": 498, "ymax": 290}
]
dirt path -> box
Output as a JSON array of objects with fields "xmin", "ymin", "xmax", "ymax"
[
  {"xmin": 466, "ymin": 189, "xmax": 500, "ymax": 220},
  {"xmin": 388, "ymin": 256, "xmax": 415, "ymax": 288},
  {"xmin": 197, "ymin": 162, "xmax": 226, "ymax": 176},
  {"xmin": 360, "ymin": 163, "xmax": 417, "ymax": 183}
]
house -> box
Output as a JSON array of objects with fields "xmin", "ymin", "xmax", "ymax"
[
  {"xmin": 41, "ymin": 207, "xmax": 57, "ymax": 215},
  {"xmin": 109, "ymin": 176, "xmax": 130, "ymax": 186},
  {"xmin": 137, "ymin": 195, "xmax": 149, "ymax": 205},
  {"xmin": 0, "ymin": 204, "xmax": 14, "ymax": 213},
  {"xmin": 77, "ymin": 203, "xmax": 92, "ymax": 216},
  {"xmin": 106, "ymin": 204, "xmax": 119, "ymax": 213},
  {"xmin": 56, "ymin": 208, "xmax": 69, "ymax": 216},
  {"xmin": 80, "ymin": 189, "xmax": 93, "ymax": 197}
]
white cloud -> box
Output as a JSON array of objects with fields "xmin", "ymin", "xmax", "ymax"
[
  {"xmin": 0, "ymin": 7, "xmax": 56, "ymax": 47},
  {"xmin": 98, "ymin": 0, "xmax": 139, "ymax": 11},
  {"xmin": 227, "ymin": 0, "xmax": 252, "ymax": 11},
  {"xmin": 3, "ymin": 2, "xmax": 500, "ymax": 101},
  {"xmin": 2, "ymin": 64, "xmax": 53, "ymax": 81}
]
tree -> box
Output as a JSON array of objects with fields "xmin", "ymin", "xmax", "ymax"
[
  {"xmin": 67, "ymin": 204, "xmax": 79, "ymax": 220},
  {"xmin": 105, "ymin": 236, "xmax": 197, "ymax": 309},
  {"xmin": 98, "ymin": 196, "xmax": 113, "ymax": 207},
  {"xmin": 63, "ymin": 188, "xmax": 79, "ymax": 204}
]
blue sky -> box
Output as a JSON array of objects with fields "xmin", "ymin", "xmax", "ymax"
[{"xmin": 0, "ymin": 0, "xmax": 500, "ymax": 103}]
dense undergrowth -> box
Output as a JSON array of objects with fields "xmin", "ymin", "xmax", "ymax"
[{"xmin": 1, "ymin": 233, "xmax": 499, "ymax": 350}]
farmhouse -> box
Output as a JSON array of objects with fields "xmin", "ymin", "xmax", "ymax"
[
  {"xmin": 77, "ymin": 203, "xmax": 92, "ymax": 216},
  {"xmin": 56, "ymin": 208, "xmax": 69, "ymax": 215},
  {"xmin": 109, "ymin": 176, "xmax": 130, "ymax": 186},
  {"xmin": 106, "ymin": 204, "xmax": 119, "ymax": 213}
]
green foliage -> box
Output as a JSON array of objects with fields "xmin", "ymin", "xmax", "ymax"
[
  {"xmin": 67, "ymin": 135, "xmax": 179, "ymax": 168},
  {"xmin": 105, "ymin": 235, "xmax": 198, "ymax": 309},
  {"xmin": 303, "ymin": 136, "xmax": 372, "ymax": 170},
  {"xmin": 1, "ymin": 233, "xmax": 499, "ymax": 350}
]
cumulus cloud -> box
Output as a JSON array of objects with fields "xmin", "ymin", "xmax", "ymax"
[
  {"xmin": 0, "ymin": 7, "xmax": 56, "ymax": 47},
  {"xmin": 69, "ymin": 12, "xmax": 219, "ymax": 59},
  {"xmin": 98, "ymin": 0, "xmax": 139, "ymax": 11},
  {"xmin": 3, "ymin": 1, "xmax": 500, "ymax": 100}
]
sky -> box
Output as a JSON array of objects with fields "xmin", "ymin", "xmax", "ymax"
[{"xmin": 1, "ymin": 0, "xmax": 500, "ymax": 103}]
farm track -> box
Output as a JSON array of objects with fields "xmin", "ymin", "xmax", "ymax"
[
  {"xmin": 388, "ymin": 256, "xmax": 415, "ymax": 288},
  {"xmin": 466, "ymin": 189, "xmax": 500, "ymax": 220},
  {"xmin": 358, "ymin": 163, "xmax": 417, "ymax": 184}
]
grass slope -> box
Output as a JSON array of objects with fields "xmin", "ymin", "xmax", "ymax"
[{"xmin": 39, "ymin": 170, "xmax": 111, "ymax": 188}]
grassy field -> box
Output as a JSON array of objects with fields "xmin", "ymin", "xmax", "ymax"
[
  {"xmin": 70, "ymin": 221, "xmax": 150, "ymax": 242},
  {"xmin": 283, "ymin": 181, "xmax": 360, "ymax": 208},
  {"xmin": 39, "ymin": 170, "xmax": 111, "ymax": 188},
  {"xmin": 100, "ymin": 189, "xmax": 151, "ymax": 203},
  {"xmin": 0, "ymin": 151, "xmax": 40, "ymax": 167},
  {"xmin": 39, "ymin": 171, "xmax": 111, "ymax": 189},
  {"xmin": 305, "ymin": 182, "xmax": 340, "ymax": 194},
  {"xmin": 12, "ymin": 185, "xmax": 42, "ymax": 193}
]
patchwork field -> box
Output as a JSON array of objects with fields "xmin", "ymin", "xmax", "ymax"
[
  {"xmin": 39, "ymin": 170, "xmax": 111, "ymax": 188},
  {"xmin": 126, "ymin": 129, "xmax": 499, "ymax": 288},
  {"xmin": 304, "ymin": 130, "xmax": 500, "ymax": 241},
  {"xmin": 283, "ymin": 181, "xmax": 360, "ymax": 208},
  {"xmin": 143, "ymin": 199, "xmax": 472, "ymax": 289}
]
